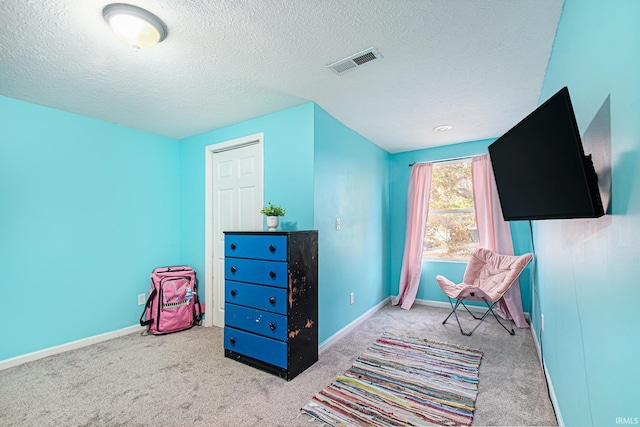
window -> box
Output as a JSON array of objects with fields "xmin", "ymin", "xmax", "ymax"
[{"xmin": 423, "ymin": 160, "xmax": 479, "ymax": 260}]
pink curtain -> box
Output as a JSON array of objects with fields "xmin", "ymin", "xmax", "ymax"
[
  {"xmin": 392, "ymin": 163, "xmax": 432, "ymax": 310},
  {"xmin": 471, "ymin": 154, "xmax": 529, "ymax": 328}
]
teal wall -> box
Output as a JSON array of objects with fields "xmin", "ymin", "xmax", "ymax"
[
  {"xmin": 313, "ymin": 105, "xmax": 390, "ymax": 343},
  {"xmin": 388, "ymin": 140, "xmax": 534, "ymax": 310},
  {"xmin": 178, "ymin": 103, "xmax": 315, "ymax": 280},
  {"xmin": 0, "ymin": 96, "xmax": 180, "ymax": 361},
  {"xmin": 0, "ymin": 97, "xmax": 388, "ymax": 362},
  {"xmin": 531, "ymin": 1, "xmax": 640, "ymax": 425},
  {"xmin": 178, "ymin": 103, "xmax": 390, "ymax": 345}
]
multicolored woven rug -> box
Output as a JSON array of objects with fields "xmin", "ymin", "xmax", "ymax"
[{"xmin": 301, "ymin": 332, "xmax": 483, "ymax": 426}]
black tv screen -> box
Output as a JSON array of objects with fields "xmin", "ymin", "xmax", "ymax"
[{"xmin": 488, "ymin": 87, "xmax": 605, "ymax": 221}]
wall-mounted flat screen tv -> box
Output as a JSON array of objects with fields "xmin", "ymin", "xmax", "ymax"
[{"xmin": 488, "ymin": 87, "xmax": 605, "ymax": 221}]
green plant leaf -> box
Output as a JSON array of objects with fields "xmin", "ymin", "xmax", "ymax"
[{"xmin": 260, "ymin": 201, "xmax": 286, "ymax": 216}]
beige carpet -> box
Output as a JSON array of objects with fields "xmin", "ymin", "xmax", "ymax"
[{"xmin": 0, "ymin": 303, "xmax": 557, "ymax": 426}]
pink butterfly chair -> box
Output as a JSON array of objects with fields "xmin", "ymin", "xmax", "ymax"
[{"xmin": 436, "ymin": 248, "xmax": 533, "ymax": 336}]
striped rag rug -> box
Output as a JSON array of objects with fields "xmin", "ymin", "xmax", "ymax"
[{"xmin": 301, "ymin": 332, "xmax": 483, "ymax": 426}]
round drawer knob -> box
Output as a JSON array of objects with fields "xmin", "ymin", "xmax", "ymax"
[
  {"xmin": 269, "ymin": 322, "xmax": 276, "ymax": 330},
  {"xmin": 269, "ymin": 296, "xmax": 276, "ymax": 304},
  {"xmin": 269, "ymin": 270, "xmax": 276, "ymax": 278},
  {"xmin": 269, "ymin": 244, "xmax": 276, "ymax": 252},
  {"xmin": 230, "ymin": 243, "xmax": 236, "ymax": 250},
  {"xmin": 230, "ymin": 290, "xmax": 237, "ymax": 297},
  {"xmin": 229, "ymin": 337, "xmax": 236, "ymax": 345},
  {"xmin": 230, "ymin": 266, "xmax": 237, "ymax": 273}
]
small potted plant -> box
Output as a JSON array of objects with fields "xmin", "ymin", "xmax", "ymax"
[{"xmin": 260, "ymin": 201, "xmax": 286, "ymax": 231}]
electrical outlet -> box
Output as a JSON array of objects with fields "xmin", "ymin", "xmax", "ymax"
[
  {"xmin": 336, "ymin": 217, "xmax": 341, "ymax": 230},
  {"xmin": 541, "ymin": 314, "xmax": 545, "ymax": 332},
  {"xmin": 350, "ymin": 292, "xmax": 354, "ymax": 305},
  {"xmin": 138, "ymin": 293, "xmax": 146, "ymax": 306}
]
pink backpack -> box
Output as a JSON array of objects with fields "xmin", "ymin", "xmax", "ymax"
[{"xmin": 140, "ymin": 266, "xmax": 203, "ymax": 335}]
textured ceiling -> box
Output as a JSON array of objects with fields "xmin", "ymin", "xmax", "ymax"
[{"xmin": 0, "ymin": 0, "xmax": 564, "ymax": 153}]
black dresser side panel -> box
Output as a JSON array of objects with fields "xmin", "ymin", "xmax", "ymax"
[{"xmin": 286, "ymin": 231, "xmax": 318, "ymax": 379}]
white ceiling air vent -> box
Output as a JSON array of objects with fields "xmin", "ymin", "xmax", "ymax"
[{"xmin": 327, "ymin": 47, "xmax": 383, "ymax": 75}]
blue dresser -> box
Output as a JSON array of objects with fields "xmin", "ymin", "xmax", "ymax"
[{"xmin": 223, "ymin": 231, "xmax": 318, "ymax": 380}]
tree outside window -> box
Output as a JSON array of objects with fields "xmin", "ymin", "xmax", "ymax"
[{"xmin": 424, "ymin": 160, "xmax": 478, "ymax": 259}]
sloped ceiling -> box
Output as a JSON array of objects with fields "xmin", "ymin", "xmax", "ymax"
[{"xmin": 0, "ymin": 0, "xmax": 564, "ymax": 153}]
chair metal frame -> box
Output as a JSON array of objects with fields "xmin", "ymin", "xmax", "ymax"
[{"xmin": 443, "ymin": 296, "xmax": 515, "ymax": 336}]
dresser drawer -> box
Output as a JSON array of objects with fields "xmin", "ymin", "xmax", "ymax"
[
  {"xmin": 225, "ymin": 303, "xmax": 288, "ymax": 341},
  {"xmin": 225, "ymin": 234, "xmax": 287, "ymax": 261},
  {"xmin": 224, "ymin": 327, "xmax": 287, "ymax": 368},
  {"xmin": 225, "ymin": 258, "xmax": 288, "ymax": 288},
  {"xmin": 225, "ymin": 280, "xmax": 287, "ymax": 315}
]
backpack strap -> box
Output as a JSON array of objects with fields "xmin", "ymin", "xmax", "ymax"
[
  {"xmin": 195, "ymin": 295, "xmax": 204, "ymax": 324},
  {"xmin": 193, "ymin": 277, "xmax": 204, "ymax": 324},
  {"xmin": 139, "ymin": 286, "xmax": 157, "ymax": 327}
]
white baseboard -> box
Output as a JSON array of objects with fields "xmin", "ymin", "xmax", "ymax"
[
  {"xmin": 531, "ymin": 327, "xmax": 564, "ymax": 427},
  {"xmin": 0, "ymin": 324, "xmax": 146, "ymax": 372},
  {"xmin": 531, "ymin": 325, "xmax": 543, "ymax": 361},
  {"xmin": 318, "ymin": 297, "xmax": 391, "ymax": 354},
  {"xmin": 316, "ymin": 297, "xmax": 514, "ymax": 353}
]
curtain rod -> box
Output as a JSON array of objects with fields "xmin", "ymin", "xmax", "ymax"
[{"xmin": 408, "ymin": 154, "xmax": 477, "ymax": 167}]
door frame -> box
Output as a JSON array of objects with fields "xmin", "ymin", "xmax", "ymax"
[{"xmin": 204, "ymin": 133, "xmax": 264, "ymax": 327}]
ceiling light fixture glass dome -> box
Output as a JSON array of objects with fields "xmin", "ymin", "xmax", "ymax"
[{"xmin": 103, "ymin": 3, "xmax": 167, "ymax": 51}]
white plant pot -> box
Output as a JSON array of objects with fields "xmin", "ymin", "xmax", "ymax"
[{"xmin": 266, "ymin": 216, "xmax": 279, "ymax": 231}]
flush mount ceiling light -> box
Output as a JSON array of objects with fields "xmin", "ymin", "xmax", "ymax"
[
  {"xmin": 103, "ymin": 3, "xmax": 167, "ymax": 51},
  {"xmin": 433, "ymin": 125, "xmax": 453, "ymax": 132}
]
